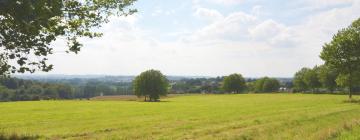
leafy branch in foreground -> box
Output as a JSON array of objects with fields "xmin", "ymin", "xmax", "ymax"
[{"xmin": 0, "ymin": 0, "xmax": 137, "ymax": 76}]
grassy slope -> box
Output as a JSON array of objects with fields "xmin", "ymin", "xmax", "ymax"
[{"xmin": 0, "ymin": 94, "xmax": 359, "ymax": 140}]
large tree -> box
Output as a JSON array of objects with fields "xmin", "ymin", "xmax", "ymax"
[
  {"xmin": 0, "ymin": 0, "xmax": 136, "ymax": 76},
  {"xmin": 320, "ymin": 18, "xmax": 360, "ymax": 99},
  {"xmin": 133, "ymin": 70, "xmax": 169, "ymax": 102},
  {"xmin": 222, "ymin": 73, "xmax": 246, "ymax": 93}
]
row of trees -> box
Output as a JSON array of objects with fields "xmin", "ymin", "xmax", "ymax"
[
  {"xmin": 132, "ymin": 71, "xmax": 284, "ymax": 101},
  {"xmin": 222, "ymin": 74, "xmax": 281, "ymax": 93},
  {"xmin": 0, "ymin": 74, "xmax": 283, "ymax": 102},
  {"xmin": 293, "ymin": 18, "xmax": 360, "ymax": 98},
  {"xmin": 0, "ymin": 78, "xmax": 73, "ymax": 101},
  {"xmin": 249, "ymin": 77, "xmax": 281, "ymax": 93},
  {"xmin": 293, "ymin": 64, "xmax": 360, "ymax": 94},
  {"xmin": 170, "ymin": 77, "xmax": 223, "ymax": 93},
  {"xmin": 293, "ymin": 65, "xmax": 336, "ymax": 93},
  {"xmin": 0, "ymin": 78, "xmax": 133, "ymax": 101}
]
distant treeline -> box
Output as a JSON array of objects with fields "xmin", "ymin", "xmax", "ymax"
[
  {"xmin": 170, "ymin": 77, "xmax": 292, "ymax": 94},
  {"xmin": 0, "ymin": 78, "xmax": 132, "ymax": 101},
  {"xmin": 0, "ymin": 76, "xmax": 293, "ymax": 101},
  {"xmin": 1, "ymin": 72, "xmax": 358, "ymax": 102}
]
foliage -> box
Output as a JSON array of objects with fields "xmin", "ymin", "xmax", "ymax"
[
  {"xmin": 133, "ymin": 70, "xmax": 169, "ymax": 101},
  {"xmin": 293, "ymin": 65, "xmax": 360, "ymax": 94},
  {"xmin": 253, "ymin": 77, "xmax": 280, "ymax": 93},
  {"xmin": 0, "ymin": 77, "xmax": 136, "ymax": 101},
  {"xmin": 293, "ymin": 68, "xmax": 311, "ymax": 92},
  {"xmin": 170, "ymin": 77, "xmax": 224, "ymax": 94},
  {"xmin": 222, "ymin": 73, "xmax": 246, "ymax": 93},
  {"xmin": 317, "ymin": 65, "xmax": 338, "ymax": 92},
  {"xmin": 320, "ymin": 18, "xmax": 360, "ymax": 98},
  {"xmin": 0, "ymin": 0, "xmax": 136, "ymax": 76},
  {"xmin": 303, "ymin": 66, "xmax": 321, "ymax": 92},
  {"xmin": 0, "ymin": 77, "xmax": 74, "ymax": 101}
]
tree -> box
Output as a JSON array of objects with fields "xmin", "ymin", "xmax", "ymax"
[
  {"xmin": 320, "ymin": 18, "xmax": 360, "ymax": 99},
  {"xmin": 263, "ymin": 78, "xmax": 280, "ymax": 93},
  {"xmin": 293, "ymin": 67, "xmax": 322, "ymax": 93},
  {"xmin": 43, "ymin": 86, "xmax": 59, "ymax": 99},
  {"xmin": 222, "ymin": 73, "xmax": 246, "ymax": 93},
  {"xmin": 293, "ymin": 68, "xmax": 310, "ymax": 92},
  {"xmin": 57, "ymin": 84, "xmax": 73, "ymax": 99},
  {"xmin": 253, "ymin": 77, "xmax": 280, "ymax": 93},
  {"xmin": 335, "ymin": 73, "xmax": 360, "ymax": 93},
  {"xmin": 0, "ymin": 78, "xmax": 19, "ymax": 89},
  {"xmin": 317, "ymin": 65, "xmax": 338, "ymax": 93},
  {"xmin": 0, "ymin": 0, "xmax": 137, "ymax": 76},
  {"xmin": 303, "ymin": 66, "xmax": 321, "ymax": 92},
  {"xmin": 133, "ymin": 70, "xmax": 169, "ymax": 102},
  {"xmin": 254, "ymin": 78, "xmax": 266, "ymax": 93}
]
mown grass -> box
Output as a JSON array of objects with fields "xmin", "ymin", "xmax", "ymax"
[{"xmin": 0, "ymin": 94, "xmax": 359, "ymax": 140}]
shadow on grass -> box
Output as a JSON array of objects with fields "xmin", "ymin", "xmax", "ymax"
[
  {"xmin": 343, "ymin": 99, "xmax": 360, "ymax": 104},
  {"xmin": 0, "ymin": 133, "xmax": 40, "ymax": 140},
  {"xmin": 139, "ymin": 100, "xmax": 172, "ymax": 103}
]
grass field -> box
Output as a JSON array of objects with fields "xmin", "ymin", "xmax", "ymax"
[{"xmin": 0, "ymin": 94, "xmax": 359, "ymax": 140}]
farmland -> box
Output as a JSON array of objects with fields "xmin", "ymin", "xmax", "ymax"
[{"xmin": 0, "ymin": 94, "xmax": 359, "ymax": 140}]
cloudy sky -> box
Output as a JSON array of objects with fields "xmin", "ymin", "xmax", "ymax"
[{"xmin": 48, "ymin": 0, "xmax": 360, "ymax": 77}]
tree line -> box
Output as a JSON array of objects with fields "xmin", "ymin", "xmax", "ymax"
[
  {"xmin": 293, "ymin": 65, "xmax": 360, "ymax": 94},
  {"xmin": 0, "ymin": 74, "xmax": 287, "ymax": 101},
  {"xmin": 0, "ymin": 77, "xmax": 133, "ymax": 101},
  {"xmin": 293, "ymin": 18, "xmax": 360, "ymax": 98},
  {"xmin": 132, "ymin": 70, "xmax": 286, "ymax": 101}
]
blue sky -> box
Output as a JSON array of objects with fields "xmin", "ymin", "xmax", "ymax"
[{"xmin": 47, "ymin": 0, "xmax": 360, "ymax": 77}]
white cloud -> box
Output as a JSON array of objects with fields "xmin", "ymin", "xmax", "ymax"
[
  {"xmin": 249, "ymin": 19, "xmax": 297, "ymax": 47},
  {"xmin": 188, "ymin": 10, "xmax": 297, "ymax": 48},
  {"xmin": 194, "ymin": 8, "xmax": 224, "ymax": 22},
  {"xmin": 249, "ymin": 20, "xmax": 285, "ymax": 40},
  {"xmin": 187, "ymin": 11, "xmax": 258, "ymax": 42},
  {"xmin": 303, "ymin": 0, "xmax": 354, "ymax": 9}
]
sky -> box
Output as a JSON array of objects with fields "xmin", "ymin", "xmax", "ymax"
[{"xmin": 47, "ymin": 0, "xmax": 360, "ymax": 77}]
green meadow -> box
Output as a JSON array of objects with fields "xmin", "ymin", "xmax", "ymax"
[{"xmin": 0, "ymin": 94, "xmax": 359, "ymax": 140}]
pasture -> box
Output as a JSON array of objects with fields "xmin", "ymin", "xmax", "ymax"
[{"xmin": 0, "ymin": 94, "xmax": 359, "ymax": 140}]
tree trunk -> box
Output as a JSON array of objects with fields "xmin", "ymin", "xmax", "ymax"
[
  {"xmin": 349, "ymin": 85, "xmax": 353, "ymax": 99},
  {"xmin": 144, "ymin": 96, "xmax": 147, "ymax": 101},
  {"xmin": 349, "ymin": 71, "xmax": 353, "ymax": 99}
]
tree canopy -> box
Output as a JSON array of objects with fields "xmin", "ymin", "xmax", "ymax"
[
  {"xmin": 133, "ymin": 70, "xmax": 169, "ymax": 101},
  {"xmin": 293, "ymin": 68, "xmax": 311, "ymax": 92},
  {"xmin": 303, "ymin": 66, "xmax": 321, "ymax": 92},
  {"xmin": 317, "ymin": 65, "xmax": 338, "ymax": 93},
  {"xmin": 222, "ymin": 73, "xmax": 246, "ymax": 93},
  {"xmin": 320, "ymin": 18, "xmax": 360, "ymax": 98},
  {"xmin": 253, "ymin": 77, "xmax": 280, "ymax": 93},
  {"xmin": 0, "ymin": 0, "xmax": 136, "ymax": 76}
]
